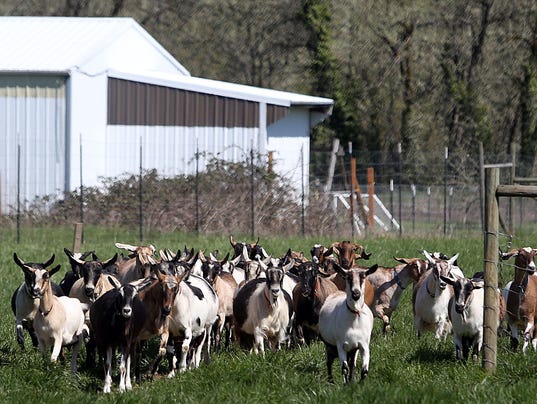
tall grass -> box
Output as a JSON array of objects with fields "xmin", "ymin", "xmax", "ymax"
[{"xmin": 0, "ymin": 226, "xmax": 535, "ymax": 403}]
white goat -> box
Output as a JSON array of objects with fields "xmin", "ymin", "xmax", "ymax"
[
  {"xmin": 412, "ymin": 251, "xmax": 460, "ymax": 340},
  {"xmin": 441, "ymin": 274, "xmax": 485, "ymax": 361},
  {"xmin": 318, "ymin": 263, "xmax": 377, "ymax": 384},
  {"xmin": 31, "ymin": 262, "xmax": 88, "ymax": 375},
  {"xmin": 232, "ymin": 259, "xmax": 295, "ymax": 356},
  {"xmin": 167, "ymin": 272, "xmax": 219, "ymax": 376},
  {"xmin": 11, "ymin": 253, "xmax": 61, "ymax": 350}
]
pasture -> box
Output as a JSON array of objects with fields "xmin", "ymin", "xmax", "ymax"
[{"xmin": 1, "ymin": 226, "xmax": 536, "ymax": 403}]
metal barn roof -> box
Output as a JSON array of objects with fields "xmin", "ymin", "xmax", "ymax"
[
  {"xmin": 0, "ymin": 16, "xmax": 189, "ymax": 75},
  {"xmin": 109, "ymin": 69, "xmax": 334, "ymax": 110}
]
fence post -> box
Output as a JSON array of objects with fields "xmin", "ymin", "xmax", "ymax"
[
  {"xmin": 195, "ymin": 138, "xmax": 200, "ymax": 234},
  {"xmin": 301, "ymin": 145, "xmax": 305, "ymax": 237},
  {"xmin": 397, "ymin": 143, "xmax": 402, "ymax": 237},
  {"xmin": 79, "ymin": 135, "xmax": 84, "ymax": 244},
  {"xmin": 73, "ymin": 223, "xmax": 83, "ymax": 253},
  {"xmin": 483, "ymin": 167, "xmax": 499, "ymax": 373},
  {"xmin": 390, "ymin": 179, "xmax": 394, "ymax": 230},
  {"xmin": 250, "ymin": 145, "xmax": 255, "ymax": 239},
  {"xmin": 411, "ymin": 184, "xmax": 416, "ymax": 232},
  {"xmin": 17, "ymin": 144, "xmax": 20, "ymax": 244},
  {"xmin": 367, "ymin": 167, "xmax": 374, "ymax": 228},
  {"xmin": 443, "ymin": 147, "xmax": 448, "ymax": 235},
  {"xmin": 139, "ymin": 139, "xmax": 143, "ymax": 242},
  {"xmin": 427, "ymin": 186, "xmax": 431, "ymax": 225}
]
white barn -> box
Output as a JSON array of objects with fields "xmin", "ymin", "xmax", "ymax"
[{"xmin": 0, "ymin": 17, "xmax": 333, "ymax": 213}]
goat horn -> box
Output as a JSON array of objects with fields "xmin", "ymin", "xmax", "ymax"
[{"xmin": 229, "ymin": 235, "xmax": 236, "ymax": 247}]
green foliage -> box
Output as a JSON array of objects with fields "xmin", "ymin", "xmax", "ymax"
[{"xmin": 1, "ymin": 228, "xmax": 536, "ymax": 402}]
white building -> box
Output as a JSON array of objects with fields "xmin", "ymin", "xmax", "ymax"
[{"xmin": 0, "ymin": 17, "xmax": 333, "ymax": 213}]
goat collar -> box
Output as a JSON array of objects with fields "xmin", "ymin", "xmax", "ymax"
[
  {"xmin": 264, "ymin": 289, "xmax": 275, "ymax": 308},
  {"xmin": 314, "ymin": 278, "xmax": 320, "ymax": 297},
  {"xmin": 346, "ymin": 300, "xmax": 363, "ymax": 316},
  {"xmin": 40, "ymin": 304, "xmax": 53, "ymax": 317},
  {"xmin": 425, "ymin": 279, "xmax": 435, "ymax": 298},
  {"xmin": 394, "ymin": 270, "xmax": 405, "ymax": 289}
]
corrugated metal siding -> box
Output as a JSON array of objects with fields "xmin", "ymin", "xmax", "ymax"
[
  {"xmin": 0, "ymin": 74, "xmax": 66, "ymax": 213},
  {"xmin": 106, "ymin": 125, "xmax": 259, "ymax": 178},
  {"xmin": 108, "ymin": 78, "xmax": 277, "ymax": 128}
]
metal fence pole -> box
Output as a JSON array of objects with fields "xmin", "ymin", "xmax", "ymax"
[
  {"xmin": 79, "ymin": 135, "xmax": 84, "ymax": 244},
  {"xmin": 250, "ymin": 145, "xmax": 255, "ymax": 239},
  {"xmin": 139, "ymin": 139, "xmax": 143, "ymax": 242},
  {"xmin": 17, "ymin": 144, "xmax": 20, "ymax": 244},
  {"xmin": 427, "ymin": 186, "xmax": 431, "ymax": 225},
  {"xmin": 398, "ymin": 143, "xmax": 402, "ymax": 237},
  {"xmin": 195, "ymin": 138, "xmax": 200, "ymax": 234},
  {"xmin": 390, "ymin": 179, "xmax": 394, "ymax": 230},
  {"xmin": 411, "ymin": 184, "xmax": 416, "ymax": 232},
  {"xmin": 443, "ymin": 147, "xmax": 448, "ymax": 235},
  {"xmin": 301, "ymin": 145, "xmax": 305, "ymax": 237}
]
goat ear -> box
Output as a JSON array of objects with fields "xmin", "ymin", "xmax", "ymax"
[
  {"xmin": 366, "ymin": 264, "xmax": 378, "ymax": 276},
  {"xmin": 282, "ymin": 258, "xmax": 295, "ymax": 272},
  {"xmin": 42, "ymin": 254, "xmax": 55, "ymax": 268},
  {"xmin": 221, "ymin": 252, "xmax": 230, "ymax": 266},
  {"xmin": 49, "ymin": 265, "xmax": 61, "ymax": 277},
  {"xmin": 500, "ymin": 250, "xmax": 517, "ymax": 260},
  {"xmin": 115, "ymin": 242, "xmax": 137, "ymax": 252},
  {"xmin": 448, "ymin": 253, "xmax": 459, "ymax": 266},
  {"xmin": 421, "ymin": 250, "xmax": 436, "ymax": 265},
  {"xmin": 472, "ymin": 279, "xmax": 485, "ymax": 289},
  {"xmin": 13, "ymin": 253, "xmax": 25, "ymax": 268},
  {"xmin": 136, "ymin": 277, "xmax": 154, "ymax": 292},
  {"xmin": 103, "ymin": 253, "xmax": 118, "ymax": 267},
  {"xmin": 439, "ymin": 274, "xmax": 455, "ymax": 286},
  {"xmin": 332, "ymin": 262, "xmax": 347, "ymax": 278},
  {"xmin": 108, "ymin": 276, "xmax": 121, "ymax": 289},
  {"xmin": 394, "ymin": 257, "xmax": 409, "ymax": 264}
]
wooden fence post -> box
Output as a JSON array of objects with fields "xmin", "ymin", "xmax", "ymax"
[
  {"xmin": 73, "ymin": 222, "xmax": 84, "ymax": 254},
  {"xmin": 367, "ymin": 167, "xmax": 374, "ymax": 227},
  {"xmin": 483, "ymin": 167, "xmax": 499, "ymax": 373}
]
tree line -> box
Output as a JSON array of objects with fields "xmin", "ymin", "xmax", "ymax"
[{"xmin": 4, "ymin": 0, "xmax": 537, "ymax": 181}]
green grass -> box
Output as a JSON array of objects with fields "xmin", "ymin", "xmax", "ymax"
[{"xmin": 1, "ymin": 226, "xmax": 536, "ymax": 403}]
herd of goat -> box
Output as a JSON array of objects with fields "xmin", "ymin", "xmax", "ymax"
[{"xmin": 9, "ymin": 236, "xmax": 537, "ymax": 391}]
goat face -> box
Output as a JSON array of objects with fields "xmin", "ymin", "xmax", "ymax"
[
  {"xmin": 501, "ymin": 247, "xmax": 537, "ymax": 275},
  {"xmin": 265, "ymin": 266, "xmax": 284, "ymax": 303},
  {"xmin": 297, "ymin": 262, "xmax": 317, "ymax": 298},
  {"xmin": 332, "ymin": 241, "xmax": 370, "ymax": 269},
  {"xmin": 66, "ymin": 251, "xmax": 118, "ymax": 300},
  {"xmin": 151, "ymin": 263, "xmax": 181, "ymax": 317},
  {"xmin": 441, "ymin": 276, "xmax": 484, "ymax": 320},
  {"xmin": 116, "ymin": 285, "xmax": 138, "ymax": 319},
  {"xmin": 13, "ymin": 253, "xmax": 56, "ymax": 298}
]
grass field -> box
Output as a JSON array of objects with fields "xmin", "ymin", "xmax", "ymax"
[{"xmin": 1, "ymin": 226, "xmax": 536, "ymax": 403}]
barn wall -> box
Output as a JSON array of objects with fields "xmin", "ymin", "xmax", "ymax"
[
  {"xmin": 69, "ymin": 70, "xmax": 109, "ymax": 190},
  {"xmin": 0, "ymin": 74, "xmax": 67, "ymax": 213},
  {"xmin": 267, "ymin": 107, "xmax": 311, "ymax": 196},
  {"xmin": 106, "ymin": 125, "xmax": 259, "ymax": 178}
]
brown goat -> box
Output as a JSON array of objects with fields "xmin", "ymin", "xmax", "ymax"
[
  {"xmin": 367, "ymin": 257, "xmax": 429, "ymax": 334},
  {"xmin": 115, "ymin": 243, "xmax": 157, "ymax": 285},
  {"xmin": 135, "ymin": 260, "xmax": 183, "ymax": 381},
  {"xmin": 501, "ymin": 247, "xmax": 537, "ymax": 352},
  {"xmin": 326, "ymin": 241, "xmax": 375, "ymax": 307}
]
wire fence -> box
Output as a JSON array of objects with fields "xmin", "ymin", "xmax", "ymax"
[{"xmin": 3, "ymin": 141, "xmax": 537, "ymax": 241}]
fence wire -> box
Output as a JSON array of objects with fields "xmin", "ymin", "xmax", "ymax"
[{"xmin": 3, "ymin": 145, "xmax": 537, "ymax": 240}]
